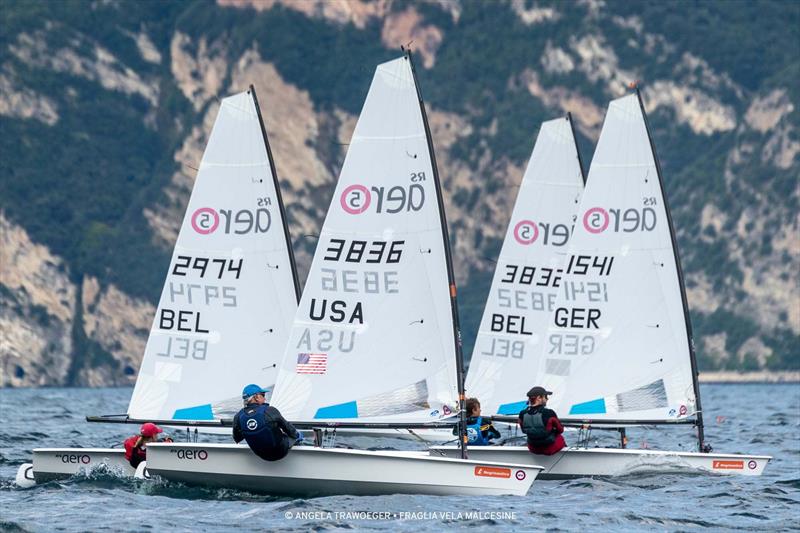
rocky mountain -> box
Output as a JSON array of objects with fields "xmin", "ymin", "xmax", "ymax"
[{"xmin": 1, "ymin": 0, "xmax": 798, "ymax": 387}]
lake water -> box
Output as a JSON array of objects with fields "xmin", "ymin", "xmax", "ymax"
[{"xmin": 1, "ymin": 384, "xmax": 798, "ymax": 531}]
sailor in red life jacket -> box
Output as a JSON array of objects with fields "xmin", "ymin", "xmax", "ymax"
[
  {"xmin": 123, "ymin": 422, "xmax": 172, "ymax": 468},
  {"xmin": 518, "ymin": 386, "xmax": 567, "ymax": 455}
]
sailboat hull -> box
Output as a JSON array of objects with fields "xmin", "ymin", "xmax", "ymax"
[
  {"xmin": 428, "ymin": 446, "xmax": 771, "ymax": 478},
  {"xmin": 29, "ymin": 448, "xmax": 134, "ymax": 482},
  {"xmin": 145, "ymin": 443, "xmax": 541, "ymax": 496}
]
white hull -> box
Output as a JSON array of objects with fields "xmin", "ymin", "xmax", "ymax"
[
  {"xmin": 28, "ymin": 448, "xmax": 135, "ymax": 483},
  {"xmin": 429, "ymin": 446, "xmax": 771, "ymax": 478},
  {"xmin": 146, "ymin": 442, "xmax": 541, "ymax": 496}
]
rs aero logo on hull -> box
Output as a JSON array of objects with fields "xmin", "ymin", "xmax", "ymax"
[
  {"xmin": 171, "ymin": 449, "xmax": 208, "ymax": 460},
  {"xmin": 55, "ymin": 453, "xmax": 91, "ymax": 464}
]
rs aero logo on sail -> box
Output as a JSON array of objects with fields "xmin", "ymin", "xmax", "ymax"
[
  {"xmin": 513, "ymin": 219, "xmax": 573, "ymax": 247},
  {"xmin": 583, "ymin": 198, "xmax": 659, "ymax": 234},
  {"xmin": 340, "ymin": 173, "xmax": 427, "ymax": 215},
  {"xmin": 190, "ymin": 198, "xmax": 273, "ymax": 235}
]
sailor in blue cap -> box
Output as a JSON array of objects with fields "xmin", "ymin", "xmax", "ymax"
[{"xmin": 232, "ymin": 383, "xmax": 303, "ymax": 461}]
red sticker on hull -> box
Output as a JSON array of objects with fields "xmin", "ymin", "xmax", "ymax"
[
  {"xmin": 474, "ymin": 466, "xmax": 511, "ymax": 478},
  {"xmin": 712, "ymin": 460, "xmax": 744, "ymax": 470}
]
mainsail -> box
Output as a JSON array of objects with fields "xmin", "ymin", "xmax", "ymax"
[
  {"xmin": 270, "ymin": 55, "xmax": 461, "ymax": 423},
  {"xmin": 128, "ymin": 88, "xmax": 300, "ymax": 420},
  {"xmin": 538, "ymin": 92, "xmax": 700, "ymax": 425},
  {"xmin": 465, "ymin": 116, "xmax": 585, "ymax": 416}
]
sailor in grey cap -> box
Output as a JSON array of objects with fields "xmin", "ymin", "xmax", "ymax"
[{"xmin": 518, "ymin": 386, "xmax": 567, "ymax": 455}]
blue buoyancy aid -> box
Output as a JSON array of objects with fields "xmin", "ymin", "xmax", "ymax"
[
  {"xmin": 466, "ymin": 416, "xmax": 490, "ymax": 446},
  {"xmin": 237, "ymin": 404, "xmax": 278, "ymax": 451}
]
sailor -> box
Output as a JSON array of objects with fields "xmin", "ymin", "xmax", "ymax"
[
  {"xmin": 454, "ymin": 397, "xmax": 501, "ymax": 445},
  {"xmin": 233, "ymin": 384, "xmax": 303, "ymax": 461},
  {"xmin": 518, "ymin": 386, "xmax": 566, "ymax": 455},
  {"xmin": 123, "ymin": 422, "xmax": 172, "ymax": 468}
]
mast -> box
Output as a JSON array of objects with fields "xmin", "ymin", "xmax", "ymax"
[
  {"xmin": 566, "ymin": 112, "xmax": 587, "ymax": 185},
  {"xmin": 249, "ymin": 85, "xmax": 302, "ymax": 303},
  {"xmin": 635, "ymin": 88, "xmax": 706, "ymax": 452},
  {"xmin": 406, "ymin": 50, "xmax": 468, "ymax": 460}
]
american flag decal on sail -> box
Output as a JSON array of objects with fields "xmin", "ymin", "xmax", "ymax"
[{"xmin": 296, "ymin": 353, "xmax": 327, "ymax": 374}]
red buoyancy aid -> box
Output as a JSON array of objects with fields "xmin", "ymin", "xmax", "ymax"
[{"xmin": 124, "ymin": 435, "xmax": 147, "ymax": 468}]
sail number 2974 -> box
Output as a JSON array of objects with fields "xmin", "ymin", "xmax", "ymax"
[{"xmin": 172, "ymin": 255, "xmax": 243, "ymax": 279}]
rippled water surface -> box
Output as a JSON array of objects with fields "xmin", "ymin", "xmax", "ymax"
[{"xmin": 1, "ymin": 384, "xmax": 798, "ymax": 531}]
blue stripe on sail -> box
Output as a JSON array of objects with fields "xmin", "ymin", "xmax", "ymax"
[
  {"xmin": 497, "ymin": 401, "xmax": 528, "ymax": 415},
  {"xmin": 569, "ymin": 398, "xmax": 607, "ymax": 415},
  {"xmin": 173, "ymin": 404, "xmax": 214, "ymax": 420},
  {"xmin": 314, "ymin": 401, "xmax": 358, "ymax": 419}
]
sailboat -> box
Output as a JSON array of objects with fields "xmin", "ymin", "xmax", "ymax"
[
  {"xmin": 431, "ymin": 91, "xmax": 771, "ymax": 478},
  {"xmin": 18, "ymin": 86, "xmax": 301, "ymax": 484},
  {"xmin": 144, "ymin": 52, "xmax": 542, "ymax": 497},
  {"xmin": 464, "ymin": 115, "xmax": 586, "ymax": 420},
  {"xmin": 331, "ymin": 115, "xmax": 586, "ymax": 444}
]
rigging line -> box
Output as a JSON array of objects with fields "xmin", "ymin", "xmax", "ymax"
[{"xmin": 406, "ymin": 428, "xmax": 442, "ymax": 453}]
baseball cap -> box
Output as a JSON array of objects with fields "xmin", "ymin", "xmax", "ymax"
[
  {"xmin": 242, "ymin": 383, "xmax": 270, "ymax": 399},
  {"xmin": 140, "ymin": 422, "xmax": 163, "ymax": 438},
  {"xmin": 527, "ymin": 386, "xmax": 553, "ymax": 398}
]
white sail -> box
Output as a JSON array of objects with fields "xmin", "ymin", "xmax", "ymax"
[
  {"xmin": 465, "ymin": 117, "xmax": 585, "ymax": 416},
  {"xmin": 270, "ymin": 56, "xmax": 459, "ymax": 423},
  {"xmin": 539, "ymin": 93, "xmax": 697, "ymax": 422},
  {"xmin": 129, "ymin": 89, "xmax": 299, "ymax": 420}
]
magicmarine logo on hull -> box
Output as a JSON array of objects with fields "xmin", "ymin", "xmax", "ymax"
[
  {"xmin": 190, "ymin": 200, "xmax": 272, "ymax": 235},
  {"xmin": 170, "ymin": 449, "xmax": 208, "ymax": 460},
  {"xmin": 474, "ymin": 466, "xmax": 511, "ymax": 478},
  {"xmin": 582, "ymin": 198, "xmax": 659, "ymax": 234},
  {"xmin": 712, "ymin": 460, "xmax": 743, "ymax": 470},
  {"xmin": 339, "ymin": 173, "xmax": 427, "ymax": 215}
]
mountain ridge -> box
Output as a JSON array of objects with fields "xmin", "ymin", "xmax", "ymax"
[{"xmin": 1, "ymin": 0, "xmax": 797, "ymax": 387}]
